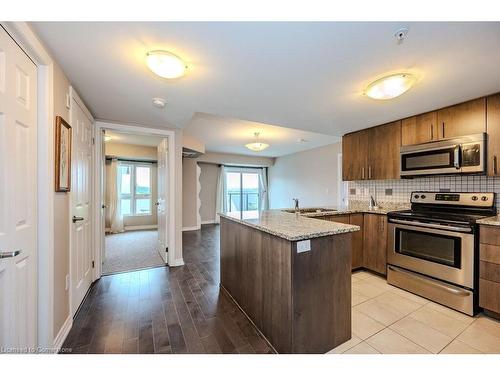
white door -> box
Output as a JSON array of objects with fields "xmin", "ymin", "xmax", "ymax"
[
  {"xmin": 157, "ymin": 139, "xmax": 168, "ymax": 263},
  {"xmin": 0, "ymin": 26, "xmax": 37, "ymax": 351},
  {"xmin": 70, "ymin": 89, "xmax": 93, "ymax": 315}
]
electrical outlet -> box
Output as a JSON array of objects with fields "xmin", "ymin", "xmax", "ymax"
[
  {"xmin": 385, "ymin": 189, "xmax": 393, "ymax": 196},
  {"xmin": 65, "ymin": 274, "xmax": 70, "ymax": 291}
]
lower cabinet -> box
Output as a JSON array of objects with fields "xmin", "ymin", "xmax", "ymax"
[
  {"xmin": 479, "ymin": 225, "xmax": 500, "ymax": 315},
  {"xmin": 350, "ymin": 214, "xmax": 364, "ymax": 270},
  {"xmin": 319, "ymin": 213, "xmax": 385, "ymax": 272},
  {"xmin": 362, "ymin": 214, "xmax": 388, "ymax": 275}
]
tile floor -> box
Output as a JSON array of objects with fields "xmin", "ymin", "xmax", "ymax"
[{"xmin": 328, "ymin": 270, "xmax": 500, "ymax": 354}]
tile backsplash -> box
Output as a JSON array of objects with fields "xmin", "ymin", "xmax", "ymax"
[{"xmin": 345, "ymin": 175, "xmax": 500, "ymax": 213}]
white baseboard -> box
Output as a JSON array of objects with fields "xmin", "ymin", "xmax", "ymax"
[
  {"xmin": 125, "ymin": 224, "xmax": 158, "ymax": 231},
  {"xmin": 182, "ymin": 226, "xmax": 201, "ymax": 232},
  {"xmin": 53, "ymin": 314, "xmax": 72, "ymax": 353},
  {"xmin": 105, "ymin": 225, "xmax": 158, "ymax": 233},
  {"xmin": 201, "ymin": 220, "xmax": 216, "ymax": 225},
  {"xmin": 169, "ymin": 258, "xmax": 185, "ymax": 267}
]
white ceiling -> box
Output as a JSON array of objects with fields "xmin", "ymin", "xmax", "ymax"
[
  {"xmin": 185, "ymin": 112, "xmax": 339, "ymax": 157},
  {"xmin": 32, "ymin": 22, "xmax": 500, "ymax": 140},
  {"xmin": 105, "ymin": 130, "xmax": 163, "ymax": 147}
]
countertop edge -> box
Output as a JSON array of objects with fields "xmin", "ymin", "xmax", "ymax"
[{"xmin": 218, "ymin": 213, "xmax": 360, "ymax": 241}]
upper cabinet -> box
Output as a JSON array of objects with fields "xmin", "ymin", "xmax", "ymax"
[
  {"xmin": 401, "ymin": 111, "xmax": 438, "ymax": 146},
  {"xmin": 342, "ymin": 129, "xmax": 369, "ymax": 181},
  {"xmin": 437, "ymin": 97, "xmax": 486, "ymax": 139},
  {"xmin": 487, "ymin": 93, "xmax": 500, "ymax": 176},
  {"xmin": 342, "ymin": 121, "xmax": 401, "ymax": 181}
]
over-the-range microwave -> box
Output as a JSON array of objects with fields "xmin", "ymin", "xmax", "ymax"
[{"xmin": 400, "ymin": 133, "xmax": 486, "ymax": 177}]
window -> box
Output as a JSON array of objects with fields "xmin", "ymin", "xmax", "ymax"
[
  {"xmin": 119, "ymin": 163, "xmax": 152, "ymax": 216},
  {"xmin": 224, "ymin": 168, "xmax": 261, "ymax": 214}
]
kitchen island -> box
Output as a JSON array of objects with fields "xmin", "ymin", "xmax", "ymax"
[{"xmin": 219, "ymin": 210, "xmax": 360, "ymax": 353}]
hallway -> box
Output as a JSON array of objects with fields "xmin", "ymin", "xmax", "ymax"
[{"xmin": 61, "ymin": 225, "xmax": 273, "ymax": 354}]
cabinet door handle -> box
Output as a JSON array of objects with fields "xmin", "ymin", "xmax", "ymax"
[
  {"xmin": 442, "ymin": 122, "xmax": 445, "ymax": 139},
  {"xmin": 430, "ymin": 124, "xmax": 434, "ymax": 140},
  {"xmin": 494, "ymin": 155, "xmax": 498, "ymax": 175},
  {"xmin": 368, "ymin": 166, "xmax": 372, "ymax": 180},
  {"xmin": 72, "ymin": 216, "xmax": 84, "ymax": 223},
  {"xmin": 362, "ymin": 167, "xmax": 365, "ymax": 180}
]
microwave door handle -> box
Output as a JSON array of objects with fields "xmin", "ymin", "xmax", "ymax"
[{"xmin": 454, "ymin": 145, "xmax": 461, "ymax": 169}]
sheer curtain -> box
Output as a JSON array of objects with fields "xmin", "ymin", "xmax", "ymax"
[
  {"xmin": 259, "ymin": 167, "xmax": 269, "ymax": 211},
  {"xmin": 109, "ymin": 159, "xmax": 124, "ymax": 233},
  {"xmin": 214, "ymin": 165, "xmax": 226, "ymax": 223}
]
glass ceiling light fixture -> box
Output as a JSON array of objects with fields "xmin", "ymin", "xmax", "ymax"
[
  {"xmin": 146, "ymin": 50, "xmax": 187, "ymax": 79},
  {"xmin": 364, "ymin": 73, "xmax": 417, "ymax": 100},
  {"xmin": 245, "ymin": 132, "xmax": 270, "ymax": 152}
]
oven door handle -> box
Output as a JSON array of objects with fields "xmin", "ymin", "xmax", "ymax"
[
  {"xmin": 454, "ymin": 145, "xmax": 461, "ymax": 169},
  {"xmin": 389, "ymin": 218, "xmax": 472, "ymax": 233},
  {"xmin": 388, "ymin": 266, "xmax": 471, "ymax": 297}
]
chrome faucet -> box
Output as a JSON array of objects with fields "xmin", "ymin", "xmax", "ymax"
[{"xmin": 293, "ymin": 198, "xmax": 300, "ymax": 213}]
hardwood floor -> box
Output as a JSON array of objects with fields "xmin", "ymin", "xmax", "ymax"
[{"xmin": 61, "ymin": 224, "xmax": 274, "ymax": 354}]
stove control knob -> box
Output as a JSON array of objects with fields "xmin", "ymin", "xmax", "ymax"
[
  {"xmin": 471, "ymin": 196, "xmax": 478, "ymax": 201},
  {"xmin": 420, "ymin": 194, "xmax": 426, "ymax": 199},
  {"xmin": 414, "ymin": 194, "xmax": 420, "ymax": 199},
  {"xmin": 481, "ymin": 196, "xmax": 488, "ymax": 201}
]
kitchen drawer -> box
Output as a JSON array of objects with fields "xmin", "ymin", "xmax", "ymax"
[
  {"xmin": 480, "ymin": 243, "xmax": 500, "ymax": 264},
  {"xmin": 480, "ymin": 261, "xmax": 500, "ymax": 283},
  {"xmin": 479, "ymin": 278, "xmax": 500, "ymax": 313},
  {"xmin": 480, "ymin": 226, "xmax": 500, "ymax": 246}
]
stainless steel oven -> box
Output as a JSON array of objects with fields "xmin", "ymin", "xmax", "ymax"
[
  {"xmin": 387, "ymin": 191, "xmax": 496, "ymax": 316},
  {"xmin": 388, "ymin": 220, "xmax": 474, "ymax": 288},
  {"xmin": 400, "ymin": 133, "xmax": 485, "ymax": 177}
]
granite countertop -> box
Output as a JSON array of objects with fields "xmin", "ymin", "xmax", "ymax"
[
  {"xmin": 477, "ymin": 216, "xmax": 500, "ymax": 226},
  {"xmin": 218, "ymin": 210, "xmax": 360, "ymax": 241}
]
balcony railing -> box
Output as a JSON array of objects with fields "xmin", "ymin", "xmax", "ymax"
[{"xmin": 227, "ymin": 192, "xmax": 260, "ymax": 212}]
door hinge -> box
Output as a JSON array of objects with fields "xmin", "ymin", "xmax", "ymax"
[
  {"xmin": 92, "ymin": 260, "xmax": 95, "ymax": 268},
  {"xmin": 92, "ymin": 137, "xmax": 95, "ymax": 145}
]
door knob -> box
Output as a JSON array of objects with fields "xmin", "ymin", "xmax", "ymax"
[
  {"xmin": 72, "ymin": 216, "xmax": 84, "ymax": 223},
  {"xmin": 155, "ymin": 202, "xmax": 160, "ymax": 206},
  {"xmin": 0, "ymin": 250, "xmax": 21, "ymax": 259}
]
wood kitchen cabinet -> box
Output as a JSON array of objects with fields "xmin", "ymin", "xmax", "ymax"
[
  {"xmin": 350, "ymin": 214, "xmax": 364, "ymax": 270},
  {"xmin": 322, "ymin": 214, "xmax": 364, "ymax": 270},
  {"xmin": 487, "ymin": 93, "xmax": 500, "ymax": 176},
  {"xmin": 363, "ymin": 214, "xmax": 387, "ymax": 275},
  {"xmin": 401, "ymin": 111, "xmax": 438, "ymax": 146},
  {"xmin": 479, "ymin": 225, "xmax": 500, "ymax": 316},
  {"xmin": 368, "ymin": 121, "xmax": 401, "ymax": 180},
  {"xmin": 342, "ymin": 130, "xmax": 369, "ymax": 181},
  {"xmin": 342, "ymin": 121, "xmax": 401, "ymax": 181},
  {"xmin": 437, "ymin": 97, "xmax": 486, "ymax": 139}
]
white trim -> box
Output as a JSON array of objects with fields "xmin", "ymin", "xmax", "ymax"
[
  {"xmin": 52, "ymin": 314, "xmax": 72, "ymax": 352},
  {"xmin": 69, "ymin": 86, "xmax": 95, "ymax": 318},
  {"xmin": 94, "ymin": 121, "xmax": 179, "ymax": 276},
  {"xmin": 196, "ymin": 164, "xmax": 202, "ymax": 229},
  {"xmin": 126, "ymin": 224, "xmax": 158, "ymax": 231},
  {"xmin": 168, "ymin": 258, "xmax": 185, "ymax": 267},
  {"xmin": 2, "ymin": 22, "xmax": 55, "ymax": 349},
  {"xmin": 105, "ymin": 224, "xmax": 158, "ymax": 232},
  {"xmin": 201, "ymin": 220, "xmax": 216, "ymax": 225},
  {"xmin": 182, "ymin": 226, "xmax": 201, "ymax": 232}
]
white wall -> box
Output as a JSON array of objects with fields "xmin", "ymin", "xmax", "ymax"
[{"xmin": 268, "ymin": 142, "xmax": 342, "ymax": 209}]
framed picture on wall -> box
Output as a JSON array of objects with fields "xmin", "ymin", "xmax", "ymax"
[{"xmin": 55, "ymin": 116, "xmax": 72, "ymax": 192}]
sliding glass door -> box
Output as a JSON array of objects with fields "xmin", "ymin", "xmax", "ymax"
[{"xmin": 225, "ymin": 169, "xmax": 261, "ymax": 215}]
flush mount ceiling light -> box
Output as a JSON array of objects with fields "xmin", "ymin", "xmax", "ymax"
[
  {"xmin": 245, "ymin": 132, "xmax": 270, "ymax": 152},
  {"xmin": 146, "ymin": 50, "xmax": 187, "ymax": 79},
  {"xmin": 364, "ymin": 73, "xmax": 417, "ymax": 100},
  {"xmin": 152, "ymin": 97, "xmax": 167, "ymax": 108}
]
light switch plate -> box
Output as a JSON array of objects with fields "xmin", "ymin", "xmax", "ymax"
[{"xmin": 296, "ymin": 240, "xmax": 311, "ymax": 253}]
